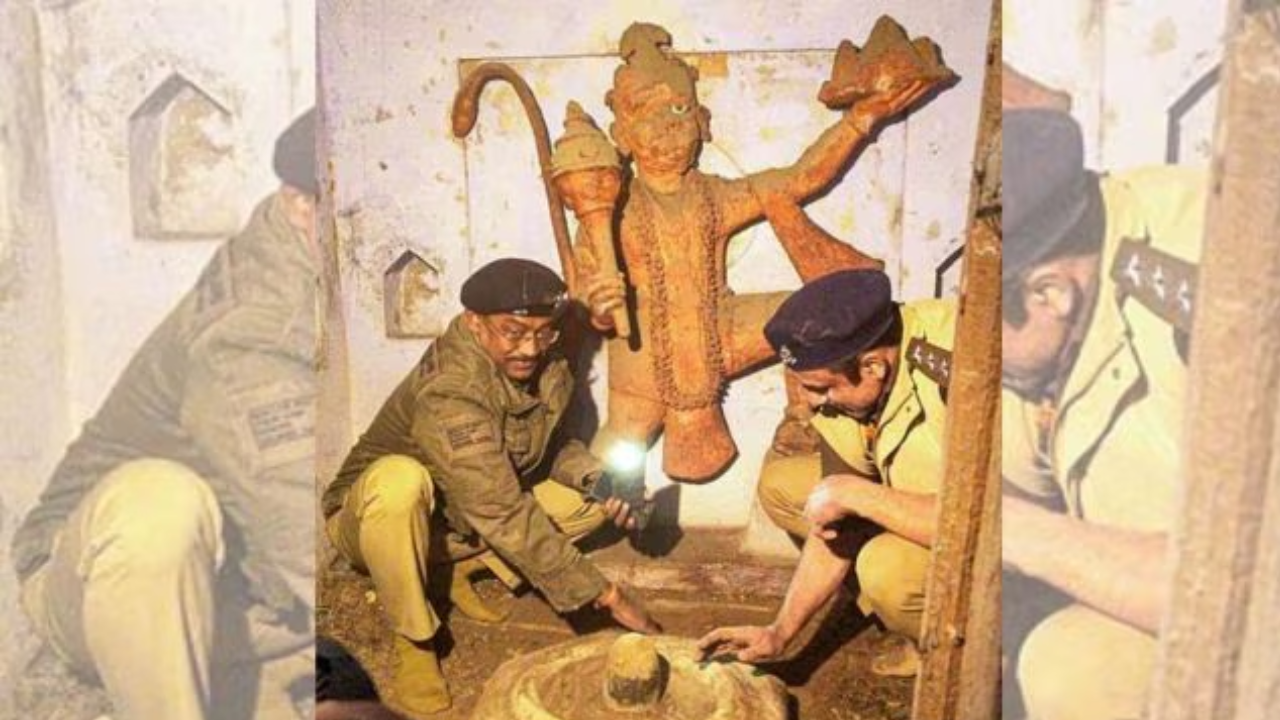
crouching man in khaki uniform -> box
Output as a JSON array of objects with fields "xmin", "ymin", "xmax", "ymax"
[
  {"xmin": 1001, "ymin": 109, "xmax": 1205, "ymax": 720},
  {"xmin": 321, "ymin": 258, "xmax": 659, "ymax": 717},
  {"xmin": 699, "ymin": 268, "xmax": 954, "ymax": 677},
  {"xmin": 11, "ymin": 110, "xmax": 320, "ymax": 720}
]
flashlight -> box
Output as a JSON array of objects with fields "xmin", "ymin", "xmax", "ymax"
[
  {"xmin": 605, "ymin": 441, "xmax": 647, "ymax": 475},
  {"xmin": 591, "ymin": 440, "xmax": 654, "ymax": 532}
]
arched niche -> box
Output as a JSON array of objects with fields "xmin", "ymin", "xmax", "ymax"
[
  {"xmin": 128, "ymin": 73, "xmax": 240, "ymax": 239},
  {"xmin": 384, "ymin": 249, "xmax": 445, "ymax": 338}
]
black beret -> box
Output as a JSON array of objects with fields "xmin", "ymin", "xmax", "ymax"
[
  {"xmin": 273, "ymin": 109, "xmax": 317, "ymax": 196},
  {"xmin": 765, "ymin": 269, "xmax": 896, "ymax": 371},
  {"xmin": 1003, "ymin": 108, "xmax": 1102, "ymax": 281},
  {"xmin": 461, "ymin": 258, "xmax": 568, "ymax": 316}
]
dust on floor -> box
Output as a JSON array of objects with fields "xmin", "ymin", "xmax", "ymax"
[{"xmin": 318, "ymin": 536, "xmax": 913, "ymax": 720}]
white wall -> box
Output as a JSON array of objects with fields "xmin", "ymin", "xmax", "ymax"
[
  {"xmin": 321, "ymin": 0, "xmax": 991, "ymax": 537},
  {"xmin": 0, "ymin": 1, "xmax": 313, "ymax": 711},
  {"xmin": 1005, "ymin": 0, "xmax": 1226, "ymax": 169},
  {"xmin": 0, "ymin": 3, "xmax": 67, "ymax": 707},
  {"xmin": 37, "ymin": 0, "xmax": 316, "ymax": 425}
]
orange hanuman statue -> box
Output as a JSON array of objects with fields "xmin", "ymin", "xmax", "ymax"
[
  {"xmin": 460, "ymin": 19, "xmax": 954, "ymax": 482},
  {"xmin": 559, "ymin": 21, "xmax": 953, "ymax": 481}
]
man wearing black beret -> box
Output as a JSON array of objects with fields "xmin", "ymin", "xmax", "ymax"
[
  {"xmin": 699, "ymin": 268, "xmax": 955, "ymax": 677},
  {"xmin": 1000, "ymin": 108, "xmax": 1205, "ymax": 720},
  {"xmin": 12, "ymin": 109, "xmax": 320, "ymax": 718},
  {"xmin": 321, "ymin": 258, "xmax": 659, "ymax": 717}
]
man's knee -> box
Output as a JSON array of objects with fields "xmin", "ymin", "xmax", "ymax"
[
  {"xmin": 756, "ymin": 452, "xmax": 820, "ymax": 538},
  {"xmin": 854, "ymin": 533, "xmax": 928, "ymax": 635},
  {"xmin": 533, "ymin": 480, "xmax": 605, "ymax": 540},
  {"xmin": 93, "ymin": 459, "xmax": 223, "ymax": 572},
  {"xmin": 562, "ymin": 501, "xmax": 607, "ymax": 540},
  {"xmin": 359, "ymin": 455, "xmax": 435, "ymax": 517},
  {"xmin": 1017, "ymin": 604, "xmax": 1155, "ymax": 720}
]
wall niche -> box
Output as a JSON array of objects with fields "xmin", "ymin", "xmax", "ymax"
[
  {"xmin": 385, "ymin": 249, "xmax": 445, "ymax": 338},
  {"xmin": 129, "ymin": 73, "xmax": 240, "ymax": 239}
]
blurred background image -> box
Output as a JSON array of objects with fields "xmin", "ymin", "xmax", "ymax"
[{"xmin": 0, "ymin": 1, "xmax": 315, "ymax": 718}]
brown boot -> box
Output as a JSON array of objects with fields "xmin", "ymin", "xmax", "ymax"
[
  {"xmin": 870, "ymin": 633, "xmax": 921, "ymax": 678},
  {"xmin": 447, "ymin": 557, "xmax": 509, "ymax": 624},
  {"xmin": 389, "ymin": 635, "xmax": 451, "ymax": 717}
]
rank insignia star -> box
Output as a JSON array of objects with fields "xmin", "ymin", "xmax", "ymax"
[
  {"xmin": 906, "ymin": 337, "xmax": 952, "ymax": 389},
  {"xmin": 1111, "ymin": 237, "xmax": 1198, "ymax": 333}
]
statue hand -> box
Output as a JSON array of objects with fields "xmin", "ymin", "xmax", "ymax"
[
  {"xmin": 577, "ymin": 271, "xmax": 627, "ymax": 330},
  {"xmin": 847, "ymin": 78, "xmax": 935, "ymax": 134}
]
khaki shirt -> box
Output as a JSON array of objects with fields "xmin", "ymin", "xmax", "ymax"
[
  {"xmin": 1003, "ymin": 167, "xmax": 1206, "ymax": 531},
  {"xmin": 322, "ymin": 317, "xmax": 607, "ymax": 612},
  {"xmin": 809, "ymin": 299, "xmax": 956, "ymax": 494},
  {"xmin": 12, "ymin": 195, "xmax": 319, "ymax": 618}
]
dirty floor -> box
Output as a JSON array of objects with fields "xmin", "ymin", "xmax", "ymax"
[
  {"xmin": 8, "ymin": 530, "xmax": 914, "ymax": 720},
  {"xmin": 318, "ymin": 529, "xmax": 914, "ymax": 720}
]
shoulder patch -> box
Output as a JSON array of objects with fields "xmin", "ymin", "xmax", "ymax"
[
  {"xmin": 1111, "ymin": 236, "xmax": 1197, "ymax": 333},
  {"xmin": 418, "ymin": 344, "xmax": 441, "ymax": 382},
  {"xmin": 235, "ymin": 380, "xmax": 316, "ymax": 470},
  {"xmin": 907, "ymin": 336, "xmax": 952, "ymax": 392},
  {"xmin": 194, "ymin": 248, "xmax": 237, "ymax": 323},
  {"xmin": 441, "ymin": 415, "xmax": 500, "ymax": 460}
]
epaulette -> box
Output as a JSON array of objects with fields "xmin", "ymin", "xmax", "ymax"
[
  {"xmin": 193, "ymin": 247, "xmax": 237, "ymax": 324},
  {"xmin": 417, "ymin": 343, "xmax": 441, "ymax": 381},
  {"xmin": 1111, "ymin": 236, "xmax": 1197, "ymax": 333},
  {"xmin": 907, "ymin": 336, "xmax": 951, "ymax": 394}
]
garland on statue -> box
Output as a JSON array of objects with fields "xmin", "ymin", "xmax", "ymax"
[{"xmin": 630, "ymin": 172, "xmax": 726, "ymax": 411}]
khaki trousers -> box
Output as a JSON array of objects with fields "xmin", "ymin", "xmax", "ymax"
[
  {"xmin": 1017, "ymin": 604, "xmax": 1155, "ymax": 720},
  {"xmin": 19, "ymin": 458, "xmax": 312, "ymax": 720},
  {"xmin": 324, "ymin": 454, "xmax": 605, "ymax": 642},
  {"xmin": 756, "ymin": 450, "xmax": 929, "ymax": 640}
]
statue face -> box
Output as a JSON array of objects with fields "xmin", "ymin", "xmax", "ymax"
[{"xmin": 615, "ymin": 82, "xmax": 702, "ymax": 177}]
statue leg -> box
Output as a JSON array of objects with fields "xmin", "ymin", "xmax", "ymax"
[
  {"xmin": 721, "ymin": 292, "xmax": 822, "ymax": 462},
  {"xmin": 720, "ymin": 291, "xmax": 789, "ymax": 379},
  {"xmin": 590, "ymin": 387, "xmax": 666, "ymax": 458},
  {"xmin": 760, "ymin": 188, "xmax": 884, "ymax": 282}
]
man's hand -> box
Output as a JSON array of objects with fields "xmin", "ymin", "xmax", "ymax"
[
  {"xmin": 602, "ymin": 497, "xmax": 638, "ymax": 531},
  {"xmin": 696, "ymin": 624, "xmax": 787, "ymax": 664},
  {"xmin": 596, "ymin": 582, "xmax": 663, "ymax": 634},
  {"xmin": 577, "ymin": 271, "xmax": 627, "ymax": 330},
  {"xmin": 848, "ymin": 79, "xmax": 935, "ymax": 135},
  {"xmin": 803, "ymin": 475, "xmax": 864, "ymax": 540}
]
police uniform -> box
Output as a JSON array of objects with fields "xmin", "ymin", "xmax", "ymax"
[
  {"xmin": 757, "ymin": 270, "xmax": 955, "ymax": 641},
  {"xmin": 1002, "ymin": 110, "xmax": 1206, "ymax": 720},
  {"xmin": 321, "ymin": 260, "xmax": 609, "ymax": 645},
  {"xmin": 11, "ymin": 110, "xmax": 319, "ymax": 720}
]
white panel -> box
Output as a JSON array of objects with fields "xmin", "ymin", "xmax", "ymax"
[
  {"xmin": 1006, "ymin": 0, "xmax": 1226, "ymax": 170},
  {"xmin": 1100, "ymin": 0, "xmax": 1227, "ymax": 168},
  {"xmin": 324, "ymin": 0, "xmax": 992, "ymax": 529}
]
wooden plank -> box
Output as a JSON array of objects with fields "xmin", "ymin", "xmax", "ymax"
[
  {"xmin": 910, "ymin": 3, "xmax": 1002, "ymax": 718},
  {"xmin": 1148, "ymin": 2, "xmax": 1280, "ymax": 719}
]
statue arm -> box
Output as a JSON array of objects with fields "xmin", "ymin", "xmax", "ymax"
[
  {"xmin": 570, "ymin": 223, "xmax": 623, "ymax": 333},
  {"xmin": 720, "ymin": 79, "xmax": 937, "ymax": 237}
]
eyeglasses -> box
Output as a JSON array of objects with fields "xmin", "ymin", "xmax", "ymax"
[{"xmin": 482, "ymin": 317, "xmax": 561, "ymax": 348}]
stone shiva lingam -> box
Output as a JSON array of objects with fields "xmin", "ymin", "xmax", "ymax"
[{"xmin": 470, "ymin": 632, "xmax": 788, "ymax": 720}]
